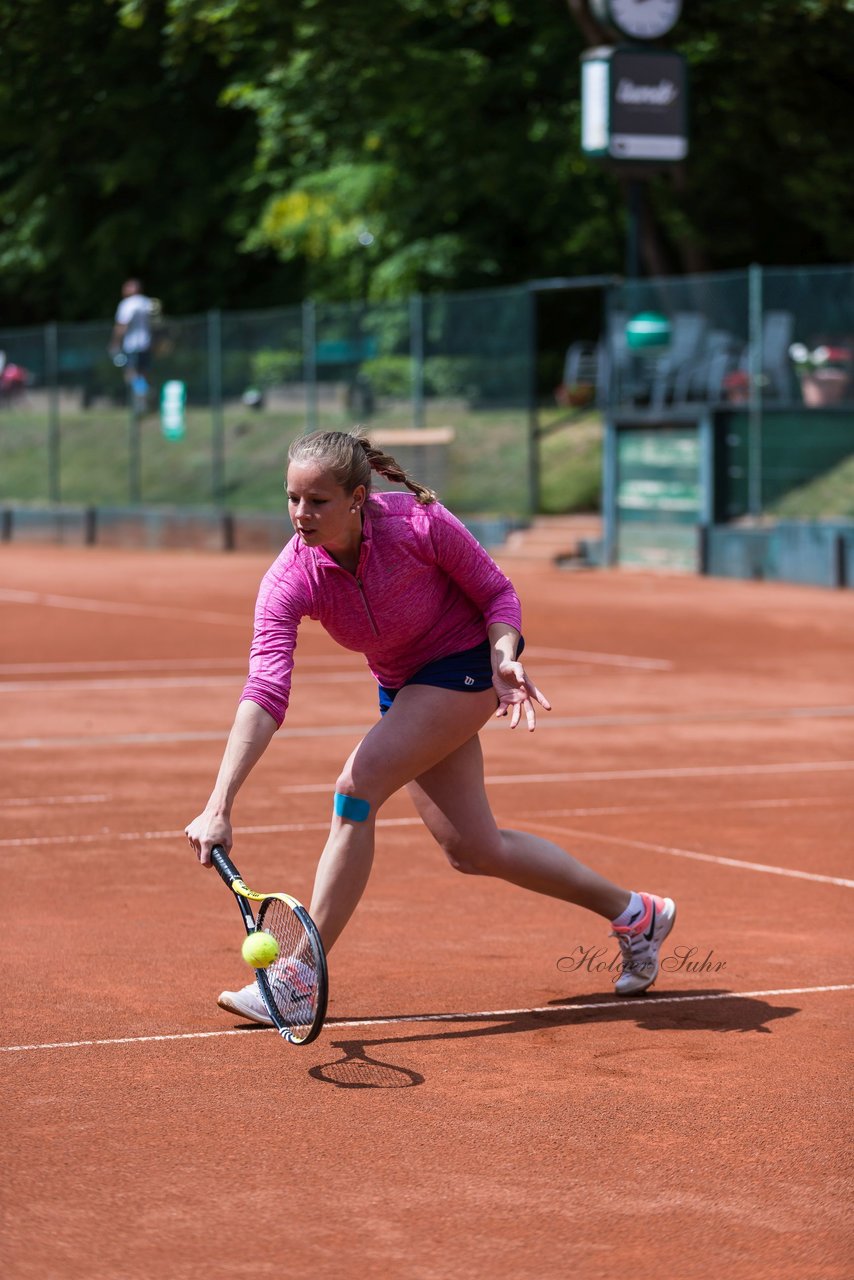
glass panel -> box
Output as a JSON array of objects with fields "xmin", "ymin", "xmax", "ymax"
[
  {"xmin": 609, "ymin": 271, "xmax": 750, "ymax": 410},
  {"xmin": 219, "ymin": 306, "xmax": 304, "ymax": 510},
  {"xmin": 616, "ymin": 425, "xmax": 701, "ymax": 570},
  {"xmin": 764, "ymin": 264, "xmax": 854, "ymax": 410},
  {"xmin": 423, "ymin": 286, "xmax": 533, "ymax": 515}
]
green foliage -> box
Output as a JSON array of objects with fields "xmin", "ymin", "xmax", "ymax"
[
  {"xmin": 0, "ymin": 0, "xmax": 292, "ymax": 322},
  {"xmin": 356, "ymin": 353, "xmax": 525, "ymax": 403},
  {"xmin": 358, "ymin": 356, "xmax": 413, "ymax": 398},
  {"xmin": 0, "ymin": 399, "xmax": 534, "ymax": 515},
  {"xmin": 423, "ymin": 357, "xmax": 483, "ymax": 399},
  {"xmin": 669, "ymin": 0, "xmax": 854, "ymax": 270},
  {"xmin": 250, "ymin": 349, "xmax": 304, "ymax": 387},
  {"xmin": 770, "ymin": 452, "xmax": 854, "ymax": 520},
  {"xmin": 3, "ymin": 1, "xmax": 854, "ymax": 323},
  {"xmin": 538, "ymin": 414, "xmax": 603, "ymax": 515}
]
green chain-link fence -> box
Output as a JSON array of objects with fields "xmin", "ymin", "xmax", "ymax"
[
  {"xmin": 0, "ymin": 286, "xmax": 535, "ymax": 517},
  {"xmin": 2, "ymin": 266, "xmax": 852, "ymax": 526},
  {"xmin": 608, "ymin": 264, "xmax": 854, "ymax": 521}
]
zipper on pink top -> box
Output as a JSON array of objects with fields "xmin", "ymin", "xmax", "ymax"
[
  {"xmin": 355, "ymin": 577, "xmax": 379, "ymax": 636},
  {"xmin": 354, "ymin": 524, "xmax": 378, "ymax": 636},
  {"xmin": 314, "ymin": 523, "xmax": 378, "ymax": 635}
]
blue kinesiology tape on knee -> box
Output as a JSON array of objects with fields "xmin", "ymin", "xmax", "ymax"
[{"xmin": 334, "ymin": 792, "xmax": 371, "ymax": 822}]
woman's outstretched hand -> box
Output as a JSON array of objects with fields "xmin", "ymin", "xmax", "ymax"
[{"xmin": 492, "ymin": 661, "xmax": 551, "ymax": 731}]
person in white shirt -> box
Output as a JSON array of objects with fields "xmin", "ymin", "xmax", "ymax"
[{"xmin": 111, "ymin": 279, "xmax": 155, "ymax": 407}]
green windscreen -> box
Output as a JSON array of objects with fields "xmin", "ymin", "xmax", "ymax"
[{"xmin": 616, "ymin": 426, "xmax": 700, "ymax": 570}]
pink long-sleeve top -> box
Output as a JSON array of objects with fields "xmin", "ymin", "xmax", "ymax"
[{"xmin": 240, "ymin": 492, "xmax": 522, "ymax": 727}]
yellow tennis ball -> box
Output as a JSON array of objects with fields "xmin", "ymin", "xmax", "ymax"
[{"xmin": 241, "ymin": 931, "xmax": 280, "ymax": 969}]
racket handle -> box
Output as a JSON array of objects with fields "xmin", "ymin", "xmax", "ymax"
[{"xmin": 211, "ymin": 844, "xmax": 242, "ymax": 887}]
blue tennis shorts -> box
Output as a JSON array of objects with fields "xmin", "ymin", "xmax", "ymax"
[{"xmin": 378, "ymin": 636, "xmax": 525, "ymax": 716}]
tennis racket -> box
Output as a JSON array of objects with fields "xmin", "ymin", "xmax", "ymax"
[{"xmin": 211, "ymin": 845, "xmax": 328, "ymax": 1045}]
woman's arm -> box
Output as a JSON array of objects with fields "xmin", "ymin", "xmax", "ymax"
[
  {"xmin": 184, "ymin": 699, "xmax": 278, "ymax": 866},
  {"xmin": 488, "ymin": 621, "xmax": 520, "ymax": 669},
  {"xmin": 488, "ymin": 621, "xmax": 551, "ymax": 731},
  {"xmin": 426, "ymin": 504, "xmax": 522, "ymax": 634}
]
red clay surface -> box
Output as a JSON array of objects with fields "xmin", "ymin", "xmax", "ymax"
[{"xmin": 2, "ymin": 545, "xmax": 853, "ymax": 1279}]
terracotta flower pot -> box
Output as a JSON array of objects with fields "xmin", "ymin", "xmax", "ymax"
[{"xmin": 801, "ymin": 369, "xmax": 850, "ymax": 406}]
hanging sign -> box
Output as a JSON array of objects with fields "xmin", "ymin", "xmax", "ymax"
[
  {"xmin": 582, "ymin": 47, "xmax": 688, "ymax": 163},
  {"xmin": 160, "ymin": 380, "xmax": 186, "ymax": 440}
]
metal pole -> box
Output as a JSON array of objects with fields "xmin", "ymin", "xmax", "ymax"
[
  {"xmin": 698, "ymin": 409, "xmax": 715, "ymax": 527},
  {"xmin": 602, "ymin": 416, "xmax": 618, "ymax": 566},
  {"xmin": 832, "ymin": 532, "xmax": 847, "ymax": 589},
  {"xmin": 625, "ymin": 180, "xmax": 643, "ymax": 279},
  {"xmin": 602, "ymin": 280, "xmax": 618, "ymax": 410},
  {"xmin": 303, "ymin": 300, "xmax": 318, "ymax": 433},
  {"xmin": 128, "ymin": 398, "xmax": 141, "ymax": 504},
  {"xmin": 410, "ymin": 293, "xmax": 425, "ymax": 428},
  {"xmin": 527, "ymin": 285, "xmax": 539, "ymax": 516},
  {"xmin": 748, "ymin": 263, "xmax": 763, "ymax": 518},
  {"xmin": 45, "ymin": 322, "xmax": 60, "ymax": 502},
  {"xmin": 208, "ymin": 309, "xmax": 225, "ymax": 504},
  {"xmin": 697, "ymin": 409, "xmax": 714, "ymax": 575}
]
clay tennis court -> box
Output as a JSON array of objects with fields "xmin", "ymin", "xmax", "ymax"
[{"xmin": 2, "ymin": 543, "xmax": 852, "ymax": 1279}]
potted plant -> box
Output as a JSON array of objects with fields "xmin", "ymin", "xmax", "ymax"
[
  {"xmin": 788, "ymin": 342, "xmax": 852, "ymax": 406},
  {"xmin": 554, "ymin": 381, "xmax": 595, "ymax": 409},
  {"xmin": 722, "ymin": 369, "xmax": 751, "ymax": 404}
]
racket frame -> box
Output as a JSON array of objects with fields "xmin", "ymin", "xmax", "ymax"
[{"xmin": 211, "ymin": 844, "xmax": 327, "ymax": 1045}]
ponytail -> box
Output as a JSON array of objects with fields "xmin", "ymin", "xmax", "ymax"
[
  {"xmin": 356, "ymin": 436, "xmax": 437, "ymax": 505},
  {"xmin": 288, "ymin": 428, "xmax": 437, "ymax": 505}
]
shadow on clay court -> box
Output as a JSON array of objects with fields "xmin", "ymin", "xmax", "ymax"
[{"xmin": 299, "ymin": 990, "xmax": 800, "ymax": 1089}]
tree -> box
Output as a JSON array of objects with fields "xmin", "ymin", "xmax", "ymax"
[
  {"xmin": 1, "ymin": 0, "xmax": 853, "ymax": 322},
  {"xmin": 169, "ymin": 0, "xmax": 854, "ymax": 292},
  {"xmin": 565, "ymin": 0, "xmax": 854, "ymax": 274},
  {"xmin": 166, "ymin": 0, "xmax": 619, "ymax": 299},
  {"xmin": 0, "ymin": 0, "xmax": 294, "ymax": 321}
]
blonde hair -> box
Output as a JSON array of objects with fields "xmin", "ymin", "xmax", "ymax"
[{"xmin": 287, "ymin": 428, "xmax": 437, "ymax": 505}]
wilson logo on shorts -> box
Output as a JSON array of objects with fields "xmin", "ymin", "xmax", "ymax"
[{"xmin": 464, "ymin": 676, "xmax": 475, "ymax": 686}]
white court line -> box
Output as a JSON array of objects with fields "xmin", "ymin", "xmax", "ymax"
[
  {"xmin": 0, "ymin": 647, "xmax": 670, "ymax": 675},
  {"xmin": 0, "ymin": 672, "xmax": 370, "ymax": 693},
  {"xmin": 0, "ymin": 587, "xmax": 245, "ymax": 627},
  {"xmin": 2, "ymin": 984, "xmax": 851, "ymax": 1053},
  {"xmin": 482, "ymin": 759, "xmax": 854, "ymax": 785},
  {"xmin": 2, "ymin": 804, "xmax": 850, "ymax": 890},
  {"xmin": 0, "ymin": 658, "xmax": 250, "ymax": 676},
  {"xmin": 525, "ymin": 820, "xmax": 854, "ymax": 889},
  {"xmin": 0, "ymin": 817, "xmax": 421, "ymax": 849},
  {"xmin": 0, "ymin": 665, "xmax": 684, "ymax": 695},
  {"xmin": 0, "ymin": 792, "xmax": 840, "ymax": 828},
  {"xmin": 0, "ymin": 662, "xmax": 616, "ymax": 695},
  {"xmin": 0, "ymin": 794, "xmax": 107, "ymax": 809},
  {"xmin": 0, "ymin": 655, "xmax": 362, "ymax": 675},
  {"xmin": 0, "ymin": 587, "xmax": 675, "ymax": 669},
  {"xmin": 531, "ymin": 796, "xmax": 844, "ymax": 819},
  {"xmin": 4, "ymin": 719, "xmax": 854, "ymax": 752},
  {"xmin": 0, "ymin": 727, "xmax": 373, "ymax": 751},
  {"xmin": 526, "ymin": 646, "xmax": 672, "ymax": 670},
  {"xmin": 276, "ymin": 759, "xmax": 854, "ymax": 796},
  {"xmin": 540, "ymin": 706, "xmax": 854, "ymax": 726}
]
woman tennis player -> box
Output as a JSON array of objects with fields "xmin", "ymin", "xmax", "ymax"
[{"xmin": 185, "ymin": 429, "xmax": 676, "ymax": 1024}]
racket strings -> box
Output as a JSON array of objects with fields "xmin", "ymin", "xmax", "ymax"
[{"xmin": 258, "ymin": 898, "xmax": 321, "ymax": 1038}]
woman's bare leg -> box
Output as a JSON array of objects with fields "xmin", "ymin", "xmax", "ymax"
[
  {"xmin": 408, "ymin": 734, "xmax": 630, "ymax": 919},
  {"xmin": 309, "ymin": 684, "xmax": 498, "ymax": 950},
  {"xmin": 309, "ymin": 683, "xmax": 631, "ymax": 951}
]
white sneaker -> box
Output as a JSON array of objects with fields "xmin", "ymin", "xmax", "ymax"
[
  {"xmin": 611, "ymin": 893, "xmax": 677, "ymax": 996},
  {"xmin": 217, "ymin": 981, "xmax": 273, "ymax": 1026},
  {"xmin": 267, "ymin": 959, "xmax": 316, "ymax": 1025}
]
